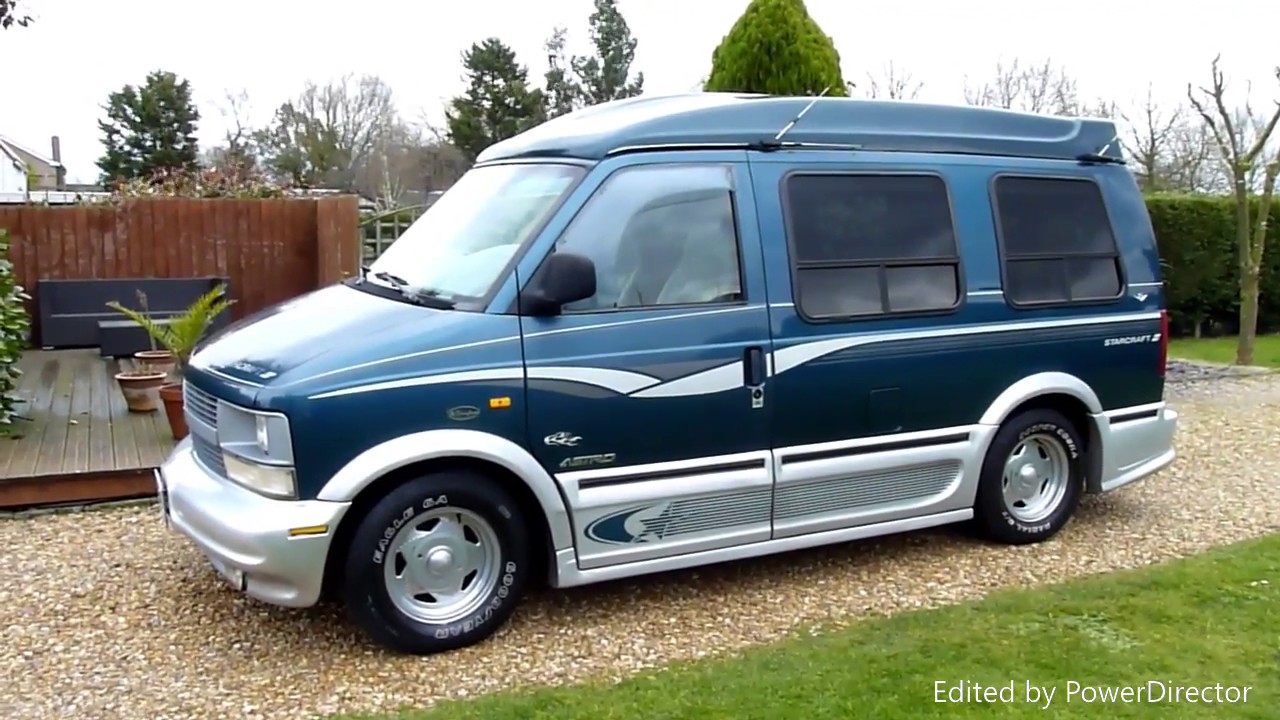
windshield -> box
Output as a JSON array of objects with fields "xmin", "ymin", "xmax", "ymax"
[{"xmin": 366, "ymin": 163, "xmax": 585, "ymax": 304}]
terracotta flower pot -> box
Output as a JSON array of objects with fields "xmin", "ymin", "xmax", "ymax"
[
  {"xmin": 115, "ymin": 371, "xmax": 167, "ymax": 413},
  {"xmin": 159, "ymin": 383, "xmax": 188, "ymax": 440},
  {"xmin": 135, "ymin": 349, "xmax": 177, "ymax": 378}
]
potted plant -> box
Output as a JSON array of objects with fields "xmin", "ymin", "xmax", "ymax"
[
  {"xmin": 128, "ymin": 290, "xmax": 177, "ymax": 377},
  {"xmin": 106, "ymin": 283, "xmax": 235, "ymax": 438},
  {"xmin": 113, "ymin": 362, "xmax": 168, "ymax": 413}
]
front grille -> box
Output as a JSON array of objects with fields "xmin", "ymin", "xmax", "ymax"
[
  {"xmin": 192, "ymin": 432, "xmax": 227, "ymax": 477},
  {"xmin": 184, "ymin": 383, "xmax": 226, "ymax": 477},
  {"xmin": 183, "ymin": 383, "xmax": 218, "ymax": 426}
]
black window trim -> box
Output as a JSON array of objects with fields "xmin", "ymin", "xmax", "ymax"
[
  {"xmin": 989, "ymin": 171, "xmax": 1128, "ymax": 310},
  {"xmin": 509, "ymin": 162, "xmax": 751, "ymax": 316},
  {"xmin": 779, "ymin": 169, "xmax": 967, "ymax": 324}
]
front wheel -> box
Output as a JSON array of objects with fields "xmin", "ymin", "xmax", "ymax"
[
  {"xmin": 974, "ymin": 408, "xmax": 1085, "ymax": 545},
  {"xmin": 342, "ymin": 469, "xmax": 532, "ymax": 655}
]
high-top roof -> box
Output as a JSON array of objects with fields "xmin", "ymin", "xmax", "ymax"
[{"xmin": 477, "ymin": 93, "xmax": 1123, "ymax": 165}]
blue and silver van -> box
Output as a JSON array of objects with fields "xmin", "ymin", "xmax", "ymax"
[{"xmin": 155, "ymin": 94, "xmax": 1179, "ymax": 655}]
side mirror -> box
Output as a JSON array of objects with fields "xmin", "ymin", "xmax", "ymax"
[{"xmin": 520, "ymin": 252, "xmax": 597, "ymax": 316}]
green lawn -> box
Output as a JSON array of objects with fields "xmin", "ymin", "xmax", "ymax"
[
  {"xmin": 1169, "ymin": 334, "xmax": 1280, "ymax": 368},
  {"xmin": 343, "ymin": 534, "xmax": 1279, "ymax": 720}
]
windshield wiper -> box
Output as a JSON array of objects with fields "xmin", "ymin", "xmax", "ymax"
[{"xmin": 371, "ymin": 271, "xmax": 456, "ymax": 309}]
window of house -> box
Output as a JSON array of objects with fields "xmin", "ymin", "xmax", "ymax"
[
  {"xmin": 993, "ymin": 176, "xmax": 1124, "ymax": 305},
  {"xmin": 782, "ymin": 173, "xmax": 961, "ymax": 320},
  {"xmin": 551, "ymin": 164, "xmax": 745, "ymax": 313}
]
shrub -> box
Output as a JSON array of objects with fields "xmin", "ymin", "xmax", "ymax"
[
  {"xmin": 704, "ymin": 0, "xmax": 847, "ymax": 97},
  {"xmin": 1146, "ymin": 194, "xmax": 1280, "ymax": 336},
  {"xmin": 0, "ymin": 228, "xmax": 31, "ymax": 434}
]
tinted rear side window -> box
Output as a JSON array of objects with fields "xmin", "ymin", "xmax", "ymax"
[
  {"xmin": 993, "ymin": 176, "xmax": 1124, "ymax": 306},
  {"xmin": 783, "ymin": 173, "xmax": 961, "ymax": 320}
]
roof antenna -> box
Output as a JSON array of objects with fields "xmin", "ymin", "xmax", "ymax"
[{"xmin": 774, "ymin": 86, "xmax": 830, "ymax": 142}]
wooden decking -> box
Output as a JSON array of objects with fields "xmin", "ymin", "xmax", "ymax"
[{"xmin": 0, "ymin": 349, "xmax": 175, "ymax": 481}]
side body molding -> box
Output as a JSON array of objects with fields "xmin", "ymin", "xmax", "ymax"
[
  {"xmin": 316, "ymin": 429, "xmax": 575, "ymax": 551},
  {"xmin": 978, "ymin": 371, "xmax": 1104, "ymax": 426}
]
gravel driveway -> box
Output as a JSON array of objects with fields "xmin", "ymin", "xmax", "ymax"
[{"xmin": 3, "ymin": 363, "xmax": 1279, "ymax": 720}]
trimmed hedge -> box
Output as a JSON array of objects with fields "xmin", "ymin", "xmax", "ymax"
[{"xmin": 1147, "ymin": 194, "xmax": 1280, "ymax": 337}]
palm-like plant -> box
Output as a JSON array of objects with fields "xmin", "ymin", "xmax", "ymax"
[{"xmin": 106, "ymin": 283, "xmax": 235, "ymax": 373}]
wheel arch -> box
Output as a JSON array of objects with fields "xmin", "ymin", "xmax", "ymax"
[
  {"xmin": 978, "ymin": 372, "xmax": 1104, "ymax": 492},
  {"xmin": 315, "ymin": 429, "xmax": 573, "ymax": 598}
]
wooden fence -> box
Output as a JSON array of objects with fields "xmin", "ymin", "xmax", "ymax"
[
  {"xmin": 361, "ymin": 206, "xmax": 426, "ymax": 263},
  {"xmin": 0, "ymin": 196, "xmax": 360, "ymax": 346}
]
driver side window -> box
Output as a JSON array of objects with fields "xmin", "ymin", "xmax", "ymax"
[{"xmin": 553, "ymin": 164, "xmax": 745, "ymax": 313}]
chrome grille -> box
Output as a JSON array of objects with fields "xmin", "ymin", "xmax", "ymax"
[
  {"xmin": 192, "ymin": 430, "xmax": 227, "ymax": 477},
  {"xmin": 183, "ymin": 383, "xmax": 218, "ymax": 427},
  {"xmin": 184, "ymin": 383, "xmax": 226, "ymax": 477}
]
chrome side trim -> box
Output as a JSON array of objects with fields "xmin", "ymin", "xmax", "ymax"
[
  {"xmin": 551, "ymin": 509, "xmax": 974, "ymax": 588},
  {"xmin": 560, "ymin": 450, "xmax": 776, "ymax": 570},
  {"xmin": 316, "ymin": 429, "xmax": 575, "ymax": 551}
]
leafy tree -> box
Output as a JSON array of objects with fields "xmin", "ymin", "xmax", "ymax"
[
  {"xmin": 541, "ymin": 0, "xmax": 645, "ymax": 119},
  {"xmin": 445, "ymin": 38, "xmax": 546, "ymax": 161},
  {"xmin": 542, "ymin": 26, "xmax": 581, "ymax": 119},
  {"xmin": 0, "ymin": 0, "xmax": 30, "ymax": 29},
  {"xmin": 571, "ymin": 0, "xmax": 644, "ymax": 106},
  {"xmin": 704, "ymin": 0, "xmax": 847, "ymax": 97},
  {"xmin": 96, "ymin": 70, "xmax": 201, "ymax": 186}
]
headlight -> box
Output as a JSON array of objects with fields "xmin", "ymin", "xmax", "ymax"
[
  {"xmin": 214, "ymin": 403, "xmax": 297, "ymax": 499},
  {"xmin": 224, "ymin": 452, "xmax": 297, "ymax": 499}
]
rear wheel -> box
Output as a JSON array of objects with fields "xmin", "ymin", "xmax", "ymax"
[
  {"xmin": 342, "ymin": 469, "xmax": 531, "ymax": 654},
  {"xmin": 974, "ymin": 408, "xmax": 1085, "ymax": 544}
]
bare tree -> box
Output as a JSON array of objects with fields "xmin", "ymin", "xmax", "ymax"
[
  {"xmin": 1121, "ymin": 85, "xmax": 1186, "ymax": 191},
  {"xmin": 1187, "ymin": 55, "xmax": 1280, "ymax": 364},
  {"xmin": 357, "ymin": 121, "xmax": 468, "ymax": 208},
  {"xmin": 201, "ymin": 89, "xmax": 259, "ymax": 179},
  {"xmin": 862, "ymin": 61, "xmax": 922, "ymax": 100},
  {"xmin": 254, "ymin": 74, "xmax": 399, "ymax": 189},
  {"xmin": 1165, "ymin": 119, "xmax": 1220, "ymax": 193},
  {"xmin": 964, "ymin": 58, "xmax": 1089, "ymax": 115}
]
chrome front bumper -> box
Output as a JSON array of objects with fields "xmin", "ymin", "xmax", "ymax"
[{"xmin": 156, "ymin": 437, "xmax": 352, "ymax": 608}]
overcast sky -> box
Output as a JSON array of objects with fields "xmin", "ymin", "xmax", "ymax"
[{"xmin": 3, "ymin": 0, "xmax": 1279, "ymax": 184}]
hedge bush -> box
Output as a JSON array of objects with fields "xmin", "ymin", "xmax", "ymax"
[
  {"xmin": 0, "ymin": 228, "xmax": 31, "ymax": 434},
  {"xmin": 1147, "ymin": 194, "xmax": 1280, "ymax": 337}
]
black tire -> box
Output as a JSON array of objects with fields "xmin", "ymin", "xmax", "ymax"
[
  {"xmin": 974, "ymin": 408, "xmax": 1085, "ymax": 545},
  {"xmin": 342, "ymin": 469, "xmax": 532, "ymax": 655}
]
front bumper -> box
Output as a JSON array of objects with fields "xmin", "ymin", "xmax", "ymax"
[{"xmin": 156, "ymin": 437, "xmax": 352, "ymax": 608}]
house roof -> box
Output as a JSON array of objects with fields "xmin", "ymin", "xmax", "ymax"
[
  {"xmin": 0, "ymin": 139, "xmax": 24, "ymax": 173},
  {"xmin": 477, "ymin": 93, "xmax": 1123, "ymax": 165},
  {"xmin": 0, "ymin": 134, "xmax": 63, "ymax": 169}
]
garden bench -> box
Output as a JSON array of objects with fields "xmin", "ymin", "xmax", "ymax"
[{"xmin": 35, "ymin": 277, "xmax": 232, "ymax": 357}]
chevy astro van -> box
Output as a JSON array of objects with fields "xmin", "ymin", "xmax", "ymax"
[{"xmin": 155, "ymin": 93, "xmax": 1178, "ymax": 655}]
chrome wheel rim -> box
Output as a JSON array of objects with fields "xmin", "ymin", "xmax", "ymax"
[
  {"xmin": 1001, "ymin": 432, "xmax": 1071, "ymax": 524},
  {"xmin": 382, "ymin": 507, "xmax": 502, "ymax": 624}
]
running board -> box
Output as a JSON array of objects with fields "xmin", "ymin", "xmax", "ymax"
[{"xmin": 551, "ymin": 508, "xmax": 974, "ymax": 588}]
